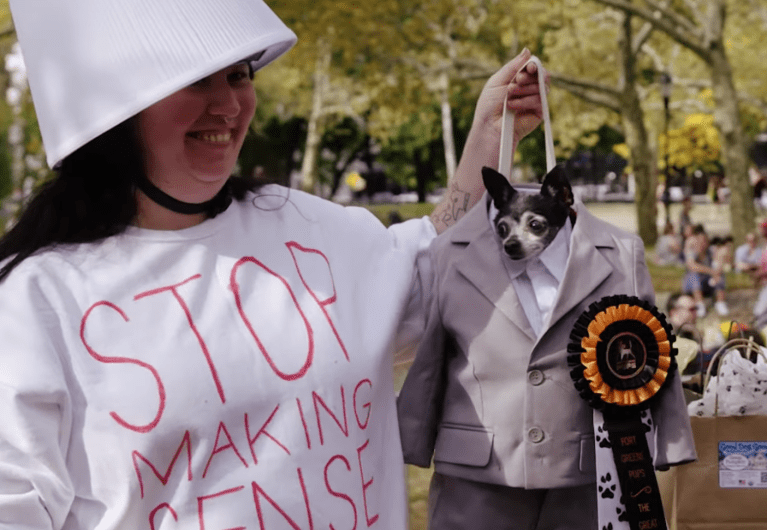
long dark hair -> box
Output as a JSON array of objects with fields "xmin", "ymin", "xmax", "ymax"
[{"xmin": 0, "ymin": 118, "xmax": 262, "ymax": 282}]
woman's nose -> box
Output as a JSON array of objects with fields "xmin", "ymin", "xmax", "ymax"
[{"xmin": 207, "ymin": 84, "xmax": 240, "ymax": 120}]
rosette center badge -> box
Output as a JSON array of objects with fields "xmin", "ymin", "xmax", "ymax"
[{"xmin": 606, "ymin": 332, "xmax": 645, "ymax": 379}]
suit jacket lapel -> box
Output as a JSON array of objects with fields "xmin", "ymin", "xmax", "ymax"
[
  {"xmin": 548, "ymin": 204, "xmax": 615, "ymax": 329},
  {"xmin": 450, "ymin": 194, "xmax": 537, "ymax": 341}
]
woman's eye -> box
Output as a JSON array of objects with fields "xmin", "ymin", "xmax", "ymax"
[
  {"xmin": 228, "ymin": 71, "xmax": 250, "ymax": 85},
  {"xmin": 228, "ymin": 65, "xmax": 254, "ymax": 85}
]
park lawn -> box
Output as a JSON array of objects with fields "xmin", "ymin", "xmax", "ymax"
[{"xmin": 360, "ymin": 202, "xmax": 435, "ymax": 225}]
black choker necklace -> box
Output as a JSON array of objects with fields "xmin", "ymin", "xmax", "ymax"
[{"xmin": 135, "ymin": 175, "xmax": 232, "ymax": 216}]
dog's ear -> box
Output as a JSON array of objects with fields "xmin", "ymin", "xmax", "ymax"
[
  {"xmin": 541, "ymin": 165, "xmax": 574, "ymax": 208},
  {"xmin": 482, "ymin": 167, "xmax": 517, "ymax": 208}
]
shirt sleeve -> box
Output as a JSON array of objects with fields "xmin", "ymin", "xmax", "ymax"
[
  {"xmin": 386, "ymin": 217, "xmax": 437, "ymax": 365},
  {"xmin": 0, "ymin": 272, "xmax": 74, "ymax": 529}
]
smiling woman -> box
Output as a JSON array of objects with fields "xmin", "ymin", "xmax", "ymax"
[
  {"xmin": 134, "ymin": 62, "xmax": 258, "ymax": 229},
  {"xmin": 0, "ymin": 1, "xmax": 547, "ymax": 528}
]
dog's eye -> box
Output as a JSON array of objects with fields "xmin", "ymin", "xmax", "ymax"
[
  {"xmin": 528, "ymin": 219, "xmax": 547, "ymax": 232},
  {"xmin": 497, "ymin": 223, "xmax": 509, "ymax": 238}
]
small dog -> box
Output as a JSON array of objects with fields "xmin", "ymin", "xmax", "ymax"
[{"xmin": 481, "ymin": 165, "xmax": 574, "ymax": 260}]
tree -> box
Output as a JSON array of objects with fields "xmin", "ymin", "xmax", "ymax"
[
  {"xmin": 541, "ymin": 2, "xmax": 661, "ymax": 244},
  {"xmin": 268, "ymin": 0, "xmax": 540, "ymax": 194},
  {"xmin": 591, "ymin": 0, "xmax": 756, "ymax": 243}
]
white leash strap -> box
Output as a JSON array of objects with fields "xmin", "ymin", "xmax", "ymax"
[{"xmin": 498, "ymin": 56, "xmax": 555, "ymax": 179}]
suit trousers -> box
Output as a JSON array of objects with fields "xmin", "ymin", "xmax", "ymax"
[{"xmin": 428, "ymin": 472, "xmax": 598, "ymax": 530}]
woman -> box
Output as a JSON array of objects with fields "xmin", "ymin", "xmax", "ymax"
[{"xmin": 0, "ymin": 1, "xmax": 546, "ymax": 528}]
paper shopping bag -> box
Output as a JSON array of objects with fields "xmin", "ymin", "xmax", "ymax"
[{"xmin": 672, "ymin": 414, "xmax": 767, "ymax": 530}]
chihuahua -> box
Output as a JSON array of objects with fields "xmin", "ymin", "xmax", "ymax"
[{"xmin": 481, "ymin": 165, "xmax": 574, "ymax": 261}]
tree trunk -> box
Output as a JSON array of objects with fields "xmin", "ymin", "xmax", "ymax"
[
  {"xmin": 414, "ymin": 144, "xmax": 436, "ymax": 203},
  {"xmin": 619, "ymin": 13, "xmax": 657, "ymax": 246},
  {"xmin": 300, "ymin": 43, "xmax": 330, "ymax": 194},
  {"xmin": 438, "ymin": 71, "xmax": 457, "ymax": 184},
  {"xmin": 626, "ymin": 119, "xmax": 657, "ymax": 246},
  {"xmin": 709, "ymin": 48, "xmax": 754, "ymax": 244}
]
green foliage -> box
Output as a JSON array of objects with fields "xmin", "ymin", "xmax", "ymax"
[
  {"xmin": 239, "ymin": 116, "xmax": 306, "ymax": 186},
  {"xmin": 515, "ymin": 127, "xmax": 548, "ymax": 179},
  {"xmin": 0, "ymin": 130, "xmax": 11, "ymax": 199}
]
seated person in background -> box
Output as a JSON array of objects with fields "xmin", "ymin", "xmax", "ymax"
[
  {"xmin": 734, "ymin": 231, "xmax": 762, "ymax": 276},
  {"xmin": 682, "ymin": 224, "xmax": 729, "ymax": 317},
  {"xmin": 654, "ymin": 222, "xmax": 683, "ymax": 266},
  {"xmin": 710, "ymin": 235, "xmax": 734, "ymax": 284},
  {"xmin": 667, "ymin": 292, "xmax": 703, "ymax": 391}
]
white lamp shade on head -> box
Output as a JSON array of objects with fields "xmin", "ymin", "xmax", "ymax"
[{"xmin": 9, "ymin": 0, "xmax": 297, "ymax": 168}]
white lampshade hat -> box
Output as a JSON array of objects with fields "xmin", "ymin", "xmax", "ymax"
[{"xmin": 9, "ymin": 0, "xmax": 297, "ymax": 168}]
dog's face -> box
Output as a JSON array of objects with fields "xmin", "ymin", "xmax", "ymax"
[{"xmin": 482, "ymin": 165, "xmax": 574, "ymax": 261}]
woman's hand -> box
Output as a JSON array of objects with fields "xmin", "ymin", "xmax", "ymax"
[
  {"xmin": 430, "ymin": 49, "xmax": 548, "ymax": 233},
  {"xmin": 473, "ymin": 48, "xmax": 549, "ymax": 149}
]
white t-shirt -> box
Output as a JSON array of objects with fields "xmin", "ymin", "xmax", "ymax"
[{"xmin": 0, "ymin": 185, "xmax": 436, "ymax": 530}]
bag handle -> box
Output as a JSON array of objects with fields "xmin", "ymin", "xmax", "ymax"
[
  {"xmin": 705, "ymin": 337, "xmax": 767, "ymax": 416},
  {"xmin": 498, "ymin": 56, "xmax": 555, "ymax": 179}
]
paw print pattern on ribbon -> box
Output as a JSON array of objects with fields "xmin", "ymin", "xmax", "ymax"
[
  {"xmin": 616, "ymin": 504, "xmax": 629, "ymax": 522},
  {"xmin": 599, "ymin": 473, "xmax": 616, "ymax": 499},
  {"xmin": 640, "ymin": 410, "xmax": 653, "ymax": 433},
  {"xmin": 596, "ymin": 425, "xmax": 612, "ymax": 448}
]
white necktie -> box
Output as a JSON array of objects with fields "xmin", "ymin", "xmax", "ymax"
[{"xmin": 526, "ymin": 257, "xmax": 558, "ymax": 327}]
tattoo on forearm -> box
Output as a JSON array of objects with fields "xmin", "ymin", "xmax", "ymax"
[{"xmin": 430, "ymin": 183, "xmax": 472, "ymax": 231}]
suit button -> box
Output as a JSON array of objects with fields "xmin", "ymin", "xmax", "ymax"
[
  {"xmin": 528, "ymin": 427, "xmax": 545, "ymax": 443},
  {"xmin": 528, "ymin": 370, "xmax": 544, "ymax": 386}
]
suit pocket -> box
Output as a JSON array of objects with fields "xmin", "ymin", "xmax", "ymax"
[
  {"xmin": 579, "ymin": 433, "xmax": 596, "ymax": 474},
  {"xmin": 433, "ymin": 424, "xmax": 494, "ymax": 467}
]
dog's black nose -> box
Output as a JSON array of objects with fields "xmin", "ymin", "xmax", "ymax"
[{"xmin": 504, "ymin": 241, "xmax": 524, "ymax": 260}]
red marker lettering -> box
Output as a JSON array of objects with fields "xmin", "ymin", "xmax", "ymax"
[
  {"xmin": 287, "ymin": 242, "xmax": 349, "ymax": 361},
  {"xmin": 202, "ymin": 421, "xmax": 249, "ymax": 478},
  {"xmin": 251, "ymin": 468, "xmax": 314, "ymax": 530},
  {"xmin": 149, "ymin": 503, "xmax": 178, "ymax": 530},
  {"xmin": 135, "ymin": 275, "xmax": 226, "ymax": 404},
  {"xmin": 313, "ymin": 386, "xmax": 349, "ymax": 445},
  {"xmin": 296, "ymin": 397, "xmax": 312, "ymax": 450},
  {"xmin": 230, "ymin": 257, "xmax": 314, "ymax": 381},
  {"xmin": 353, "ymin": 379, "xmax": 373, "ymax": 430},
  {"xmin": 244, "ymin": 407, "xmax": 291, "ymax": 465},
  {"xmin": 325, "ymin": 455, "xmax": 358, "ymax": 530},
  {"xmin": 357, "ymin": 440, "xmax": 379, "ymax": 527},
  {"xmin": 132, "ymin": 430, "xmax": 192, "ymax": 498},
  {"xmin": 80, "ymin": 301, "xmax": 166, "ymax": 433},
  {"xmin": 198, "ymin": 485, "xmax": 246, "ymax": 530}
]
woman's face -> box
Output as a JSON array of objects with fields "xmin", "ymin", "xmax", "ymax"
[{"xmin": 136, "ymin": 63, "xmax": 256, "ymax": 200}]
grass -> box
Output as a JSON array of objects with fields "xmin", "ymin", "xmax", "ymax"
[
  {"xmin": 407, "ymin": 466, "xmax": 432, "ymax": 530},
  {"xmin": 646, "ymin": 259, "xmax": 754, "ymax": 292},
  {"xmin": 357, "ymin": 202, "xmax": 436, "ymax": 225}
]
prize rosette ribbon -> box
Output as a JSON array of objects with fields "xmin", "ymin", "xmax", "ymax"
[{"xmin": 568, "ymin": 295, "xmax": 677, "ymax": 530}]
